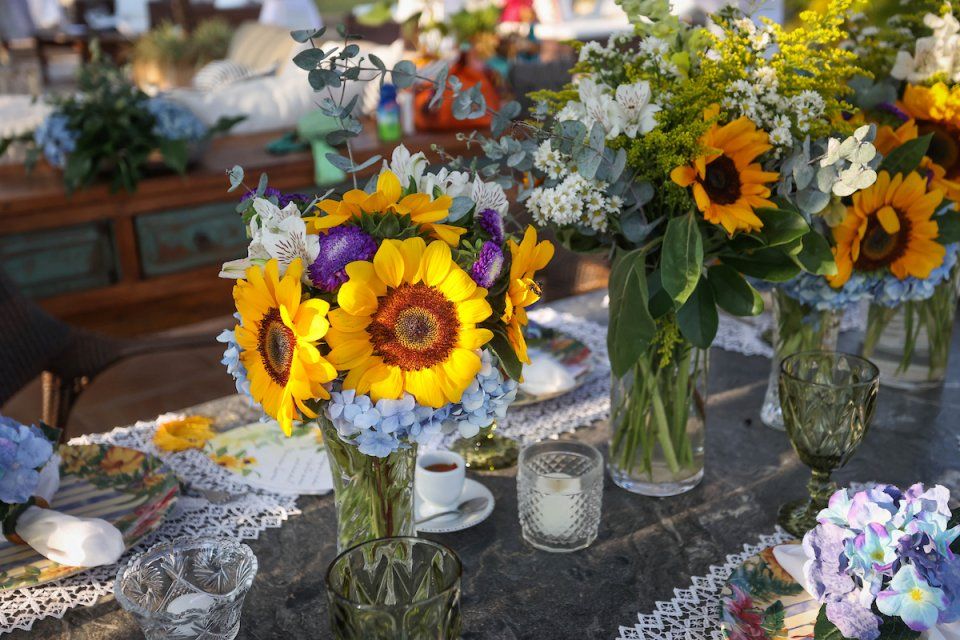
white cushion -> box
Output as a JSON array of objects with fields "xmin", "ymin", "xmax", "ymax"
[{"xmin": 193, "ymin": 60, "xmax": 256, "ymax": 91}]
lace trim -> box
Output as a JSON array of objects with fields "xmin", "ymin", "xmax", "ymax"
[{"xmin": 615, "ymin": 528, "xmax": 795, "ymax": 640}]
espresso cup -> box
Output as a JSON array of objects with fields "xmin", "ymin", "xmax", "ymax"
[{"xmin": 415, "ymin": 451, "xmax": 466, "ymax": 509}]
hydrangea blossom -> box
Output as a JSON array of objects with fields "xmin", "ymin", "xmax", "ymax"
[
  {"xmin": 145, "ymin": 97, "xmax": 207, "ymax": 142},
  {"xmin": 0, "ymin": 417, "xmax": 54, "ymax": 505},
  {"xmin": 803, "ymin": 483, "xmax": 960, "ymax": 637},
  {"xmin": 443, "ymin": 351, "xmax": 518, "ymax": 438},
  {"xmin": 217, "ymin": 316, "xmax": 255, "ymax": 407},
  {"xmin": 34, "ymin": 113, "xmax": 77, "ymax": 169},
  {"xmin": 891, "ymin": 10, "xmax": 960, "ymax": 83},
  {"xmin": 780, "ymin": 271, "xmax": 873, "ymax": 312},
  {"xmin": 870, "ymin": 242, "xmax": 960, "ymax": 307}
]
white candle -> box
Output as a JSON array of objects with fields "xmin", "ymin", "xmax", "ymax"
[
  {"xmin": 166, "ymin": 592, "xmax": 216, "ymax": 631},
  {"xmin": 535, "ymin": 472, "xmax": 581, "ymax": 537}
]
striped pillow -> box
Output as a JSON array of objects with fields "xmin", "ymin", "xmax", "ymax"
[{"xmin": 193, "ymin": 60, "xmax": 254, "ymax": 91}]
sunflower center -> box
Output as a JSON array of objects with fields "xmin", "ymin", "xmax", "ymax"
[
  {"xmin": 856, "ymin": 212, "xmax": 911, "ymax": 271},
  {"xmin": 368, "ymin": 283, "xmax": 460, "ymax": 371},
  {"xmin": 257, "ymin": 308, "xmax": 295, "ymax": 385},
  {"xmin": 703, "ymin": 155, "xmax": 742, "ymax": 205},
  {"xmin": 919, "ymin": 121, "xmax": 960, "ymax": 175}
]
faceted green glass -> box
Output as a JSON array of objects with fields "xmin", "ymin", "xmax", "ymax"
[
  {"xmin": 777, "ymin": 351, "xmax": 879, "ymax": 537},
  {"xmin": 325, "ymin": 537, "xmax": 462, "ymax": 640}
]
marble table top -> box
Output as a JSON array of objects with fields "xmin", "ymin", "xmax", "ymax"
[{"xmin": 13, "ymin": 291, "xmax": 960, "ymax": 639}]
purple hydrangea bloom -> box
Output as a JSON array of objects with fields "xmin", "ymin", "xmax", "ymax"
[
  {"xmin": 477, "ymin": 208, "xmax": 504, "ymax": 245},
  {"xmin": 469, "ymin": 241, "xmax": 505, "ymax": 288},
  {"xmin": 308, "ymin": 226, "xmax": 378, "ymax": 291},
  {"xmin": 241, "ymin": 187, "xmax": 308, "ymax": 209}
]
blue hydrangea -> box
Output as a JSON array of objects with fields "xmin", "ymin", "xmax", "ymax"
[
  {"xmin": 0, "ymin": 416, "xmax": 54, "ymax": 505},
  {"xmin": 780, "ymin": 271, "xmax": 873, "ymax": 312},
  {"xmin": 146, "ymin": 97, "xmax": 207, "ymax": 142},
  {"xmin": 33, "ymin": 113, "xmax": 77, "ymax": 169},
  {"xmin": 217, "ymin": 315, "xmax": 255, "ymax": 407},
  {"xmin": 325, "ymin": 389, "xmax": 449, "ymax": 457},
  {"xmin": 443, "ymin": 351, "xmax": 518, "ymax": 438},
  {"xmin": 870, "ymin": 242, "xmax": 959, "ymax": 308}
]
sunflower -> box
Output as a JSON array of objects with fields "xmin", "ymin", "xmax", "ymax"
[
  {"xmin": 503, "ymin": 227, "xmax": 554, "ymax": 365},
  {"xmin": 307, "ymin": 170, "xmax": 467, "ymax": 245},
  {"xmin": 670, "ymin": 106, "xmax": 779, "ymax": 235},
  {"xmin": 234, "ymin": 259, "xmax": 337, "ymax": 435},
  {"xmin": 875, "ymin": 118, "xmax": 960, "ymax": 206},
  {"xmin": 829, "ymin": 171, "xmax": 946, "ymax": 287},
  {"xmin": 326, "ymin": 238, "xmax": 493, "ymax": 407},
  {"xmin": 900, "ymin": 83, "xmax": 960, "ymax": 178},
  {"xmin": 153, "ymin": 415, "xmax": 215, "ymax": 452}
]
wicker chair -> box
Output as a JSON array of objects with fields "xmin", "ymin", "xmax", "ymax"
[{"xmin": 0, "ymin": 268, "xmax": 218, "ymax": 436}]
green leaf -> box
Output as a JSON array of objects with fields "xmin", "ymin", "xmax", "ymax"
[
  {"xmin": 369, "ymin": 53, "xmax": 385, "ymax": 70},
  {"xmin": 722, "ymin": 248, "xmax": 801, "ymax": 282},
  {"xmin": 937, "ymin": 210, "xmax": 960, "ymax": 244},
  {"xmin": 760, "ymin": 601, "xmax": 785, "ymax": 635},
  {"xmin": 646, "ymin": 270, "xmax": 675, "ymax": 319},
  {"xmin": 392, "ymin": 60, "xmax": 417, "ymax": 89},
  {"xmin": 707, "ymin": 264, "xmax": 763, "ymax": 316},
  {"xmin": 488, "ymin": 330, "xmax": 523, "ymax": 381},
  {"xmin": 813, "ymin": 607, "xmax": 847, "ymax": 640},
  {"xmin": 293, "ymin": 48, "xmax": 326, "ymax": 70},
  {"xmin": 290, "ymin": 27, "xmax": 325, "ymax": 43},
  {"xmin": 256, "ymin": 172, "xmax": 268, "ymax": 197},
  {"xmin": 429, "ymin": 64, "xmax": 450, "ymax": 110},
  {"xmin": 879, "ymin": 133, "xmax": 932, "ymax": 176},
  {"xmin": 676, "ymin": 277, "xmax": 718, "ymax": 348},
  {"xmin": 227, "ymin": 165, "xmax": 244, "ymax": 192},
  {"xmin": 607, "ymin": 250, "xmax": 656, "ymax": 378},
  {"xmin": 796, "ymin": 231, "xmax": 838, "ymax": 276},
  {"xmin": 661, "ymin": 211, "xmax": 704, "ymax": 305},
  {"xmin": 757, "ymin": 208, "xmax": 811, "ymax": 247}
]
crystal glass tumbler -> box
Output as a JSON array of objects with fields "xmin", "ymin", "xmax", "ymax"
[
  {"xmin": 325, "ymin": 536, "xmax": 462, "ymax": 640},
  {"xmin": 518, "ymin": 440, "xmax": 603, "ymax": 552},
  {"xmin": 114, "ymin": 537, "xmax": 258, "ymax": 640}
]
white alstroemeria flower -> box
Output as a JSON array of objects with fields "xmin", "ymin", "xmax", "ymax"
[
  {"xmin": 259, "ymin": 215, "xmax": 319, "ymax": 281},
  {"xmin": 579, "ymin": 78, "xmax": 626, "ymax": 139},
  {"xmin": 220, "ymin": 198, "xmax": 300, "ymax": 279},
  {"xmin": 615, "ymin": 81, "xmax": 661, "ymax": 137},
  {"xmin": 387, "ymin": 144, "xmax": 428, "ymax": 189},
  {"xmin": 471, "ymin": 176, "xmax": 508, "ymax": 215},
  {"xmin": 419, "ymin": 167, "xmax": 471, "ymax": 199}
]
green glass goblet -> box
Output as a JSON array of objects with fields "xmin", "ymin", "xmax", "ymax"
[{"xmin": 777, "ymin": 351, "xmax": 879, "ymax": 537}]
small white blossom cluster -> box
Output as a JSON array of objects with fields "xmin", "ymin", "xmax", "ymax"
[
  {"xmin": 577, "ymin": 33, "xmax": 635, "ymax": 86},
  {"xmin": 527, "ymin": 142, "xmax": 621, "ymax": 232},
  {"xmin": 732, "ymin": 17, "xmax": 774, "ymax": 51},
  {"xmin": 634, "ymin": 37, "xmax": 681, "ymax": 78},
  {"xmin": 557, "ymin": 78, "xmax": 661, "ymax": 140},
  {"xmin": 891, "ymin": 10, "xmax": 960, "ymax": 83},
  {"xmin": 722, "ymin": 67, "xmax": 824, "ymax": 149}
]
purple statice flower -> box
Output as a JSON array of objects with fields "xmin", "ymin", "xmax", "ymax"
[
  {"xmin": 308, "ymin": 226, "xmax": 377, "ymax": 292},
  {"xmin": 241, "ymin": 187, "xmax": 308, "ymax": 209},
  {"xmin": 469, "ymin": 241, "xmax": 504, "ymax": 288},
  {"xmin": 477, "ymin": 208, "xmax": 504, "ymax": 245},
  {"xmin": 877, "ymin": 102, "xmax": 910, "ymax": 123}
]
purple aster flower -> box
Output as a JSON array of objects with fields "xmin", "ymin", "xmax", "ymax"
[
  {"xmin": 477, "ymin": 208, "xmax": 504, "ymax": 245},
  {"xmin": 877, "ymin": 102, "xmax": 910, "ymax": 123},
  {"xmin": 308, "ymin": 226, "xmax": 377, "ymax": 292},
  {"xmin": 470, "ymin": 241, "xmax": 505, "ymax": 288},
  {"xmin": 242, "ymin": 187, "xmax": 308, "ymax": 209}
]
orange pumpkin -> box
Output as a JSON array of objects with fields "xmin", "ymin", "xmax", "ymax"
[{"xmin": 415, "ymin": 52, "xmax": 500, "ymax": 132}]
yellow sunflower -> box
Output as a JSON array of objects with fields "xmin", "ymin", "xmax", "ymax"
[
  {"xmin": 306, "ymin": 170, "xmax": 467, "ymax": 246},
  {"xmin": 153, "ymin": 415, "xmax": 215, "ymax": 452},
  {"xmin": 670, "ymin": 106, "xmax": 779, "ymax": 235},
  {"xmin": 875, "ymin": 118, "xmax": 960, "ymax": 207},
  {"xmin": 900, "ymin": 83, "xmax": 960, "ymax": 178},
  {"xmin": 503, "ymin": 226, "xmax": 554, "ymax": 365},
  {"xmin": 829, "ymin": 171, "xmax": 946, "ymax": 287},
  {"xmin": 234, "ymin": 258, "xmax": 338, "ymax": 435},
  {"xmin": 325, "ymin": 238, "xmax": 493, "ymax": 407}
]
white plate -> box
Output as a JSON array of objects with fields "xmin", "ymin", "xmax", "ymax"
[{"xmin": 415, "ymin": 478, "xmax": 494, "ymax": 533}]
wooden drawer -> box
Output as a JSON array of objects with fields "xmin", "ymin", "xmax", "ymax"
[
  {"xmin": 135, "ymin": 202, "xmax": 248, "ymax": 277},
  {"xmin": 0, "ymin": 222, "xmax": 118, "ymax": 298}
]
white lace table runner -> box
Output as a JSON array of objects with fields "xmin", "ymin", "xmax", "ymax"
[{"xmin": 0, "ymin": 421, "xmax": 301, "ymax": 635}]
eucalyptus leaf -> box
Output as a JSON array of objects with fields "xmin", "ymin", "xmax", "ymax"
[
  {"xmin": 661, "ymin": 212, "xmax": 704, "ymax": 305},
  {"xmin": 369, "ymin": 53, "xmax": 385, "ymax": 70},
  {"xmin": 227, "ymin": 165, "xmax": 244, "ymax": 192},
  {"xmin": 326, "ymin": 152, "xmax": 354, "ymax": 171},
  {"xmin": 429, "ymin": 64, "xmax": 450, "ymax": 109},
  {"xmin": 291, "ymin": 27, "xmax": 326, "ymax": 43},
  {"xmin": 796, "ymin": 188, "xmax": 832, "ymax": 215},
  {"xmin": 707, "ymin": 264, "xmax": 763, "ymax": 316},
  {"xmin": 392, "ymin": 60, "xmax": 417, "ymax": 89},
  {"xmin": 676, "ymin": 278, "xmax": 718, "ymax": 348},
  {"xmin": 448, "ymin": 196, "xmax": 474, "ymax": 222},
  {"xmin": 256, "ymin": 172, "xmax": 268, "ymax": 197},
  {"xmin": 293, "ymin": 48, "xmax": 326, "ymax": 70},
  {"xmin": 607, "ymin": 250, "xmax": 656, "ymax": 377}
]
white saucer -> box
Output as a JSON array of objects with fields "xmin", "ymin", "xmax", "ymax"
[{"xmin": 415, "ymin": 478, "xmax": 494, "ymax": 533}]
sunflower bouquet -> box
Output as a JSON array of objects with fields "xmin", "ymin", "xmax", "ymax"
[
  {"xmin": 496, "ymin": 0, "xmax": 882, "ymax": 494},
  {"xmin": 218, "ymin": 145, "xmax": 551, "ymax": 549},
  {"xmin": 824, "ymin": 2, "xmax": 960, "ymax": 389}
]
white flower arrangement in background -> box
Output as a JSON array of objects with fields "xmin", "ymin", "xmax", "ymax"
[{"xmin": 891, "ymin": 9, "xmax": 960, "ymax": 83}]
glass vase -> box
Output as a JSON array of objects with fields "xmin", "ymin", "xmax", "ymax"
[
  {"xmin": 860, "ymin": 268, "xmax": 960, "ymax": 390},
  {"xmin": 318, "ymin": 416, "xmax": 417, "ymax": 553},
  {"xmin": 760, "ymin": 289, "xmax": 842, "ymax": 430},
  {"xmin": 608, "ymin": 323, "xmax": 707, "ymax": 497}
]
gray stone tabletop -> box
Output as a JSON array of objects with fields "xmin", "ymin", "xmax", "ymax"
[{"xmin": 11, "ymin": 291, "xmax": 960, "ymax": 640}]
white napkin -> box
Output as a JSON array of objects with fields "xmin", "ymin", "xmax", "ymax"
[
  {"xmin": 11, "ymin": 459, "xmax": 125, "ymax": 568},
  {"xmin": 519, "ymin": 349, "xmax": 576, "ymax": 397},
  {"xmin": 773, "ymin": 544, "xmax": 960, "ymax": 639}
]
